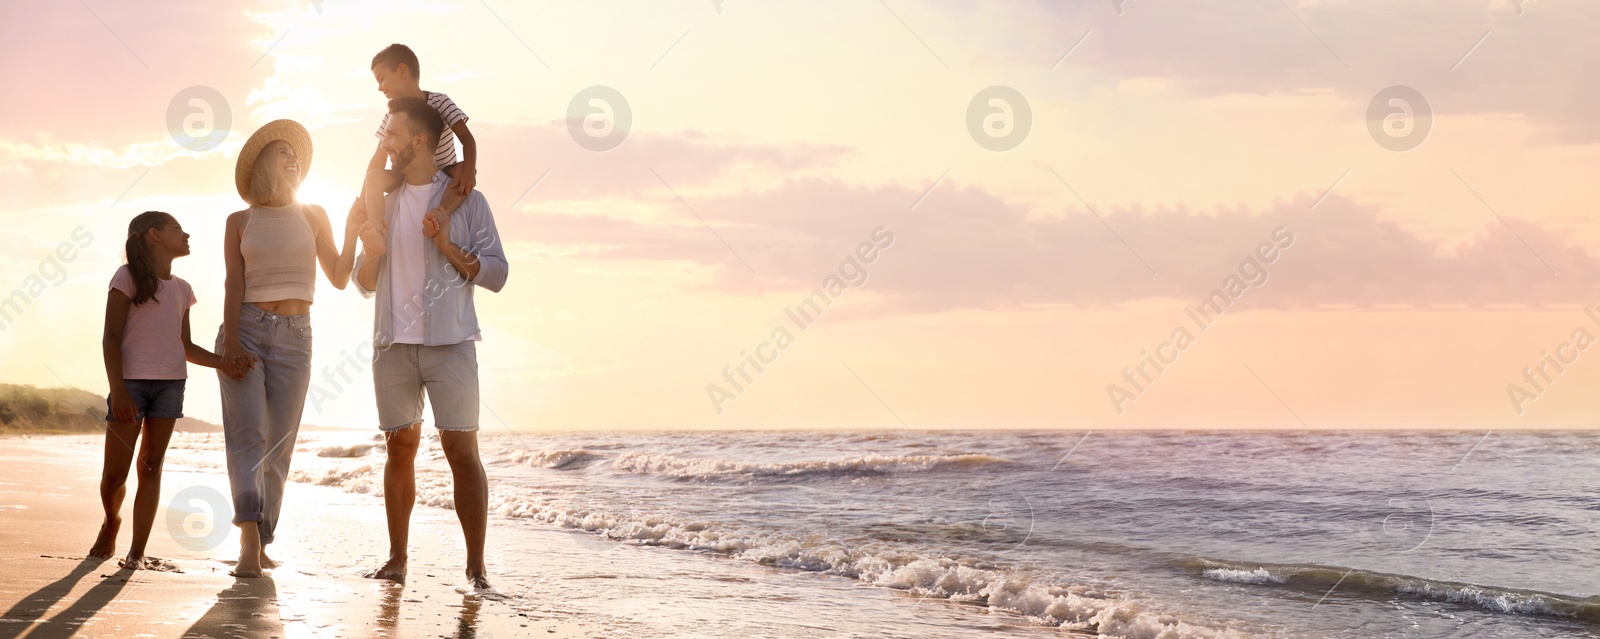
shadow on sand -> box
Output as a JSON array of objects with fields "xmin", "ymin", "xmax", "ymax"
[
  {"xmin": 1, "ymin": 557, "xmax": 132, "ymax": 639},
  {"xmin": 179, "ymin": 576, "xmax": 282, "ymax": 639}
]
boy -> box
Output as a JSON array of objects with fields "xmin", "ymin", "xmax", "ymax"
[{"xmin": 363, "ymin": 43, "xmax": 477, "ymax": 220}]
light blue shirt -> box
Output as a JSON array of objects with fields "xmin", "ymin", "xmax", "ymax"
[{"xmin": 353, "ymin": 171, "xmax": 509, "ymax": 348}]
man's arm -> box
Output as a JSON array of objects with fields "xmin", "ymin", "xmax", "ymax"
[{"xmin": 355, "ymin": 219, "xmax": 387, "ymax": 296}]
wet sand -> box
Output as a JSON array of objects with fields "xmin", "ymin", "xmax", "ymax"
[{"xmin": 0, "ymin": 435, "xmax": 592, "ymax": 638}]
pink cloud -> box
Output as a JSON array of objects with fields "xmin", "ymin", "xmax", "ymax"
[{"xmin": 520, "ymin": 177, "xmax": 1600, "ymax": 311}]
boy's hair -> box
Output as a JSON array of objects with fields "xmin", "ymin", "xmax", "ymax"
[
  {"xmin": 124, "ymin": 211, "xmax": 175, "ymax": 306},
  {"xmin": 388, "ymin": 97, "xmax": 445, "ymax": 152},
  {"xmin": 371, "ymin": 43, "xmax": 420, "ymax": 79}
]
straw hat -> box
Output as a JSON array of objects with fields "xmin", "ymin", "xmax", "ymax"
[{"xmin": 234, "ymin": 119, "xmax": 313, "ymax": 203}]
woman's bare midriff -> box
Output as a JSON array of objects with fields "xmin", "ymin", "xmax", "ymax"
[{"xmin": 249, "ymin": 299, "xmax": 311, "ymax": 315}]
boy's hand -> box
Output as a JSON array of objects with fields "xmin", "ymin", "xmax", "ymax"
[
  {"xmin": 452, "ymin": 162, "xmax": 475, "ymax": 196},
  {"xmin": 109, "ymin": 388, "xmax": 137, "ymax": 423}
]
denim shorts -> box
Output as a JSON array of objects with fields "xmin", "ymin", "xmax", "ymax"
[
  {"xmin": 105, "ymin": 379, "xmax": 186, "ymax": 422},
  {"xmin": 372, "ymin": 341, "xmax": 480, "ymax": 432}
]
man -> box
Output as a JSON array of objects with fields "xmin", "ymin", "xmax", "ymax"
[{"xmin": 353, "ymin": 96, "xmax": 508, "ymax": 589}]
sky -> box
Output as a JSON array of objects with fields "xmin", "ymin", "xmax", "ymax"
[{"xmin": 2, "ymin": 0, "xmax": 1599, "ymax": 431}]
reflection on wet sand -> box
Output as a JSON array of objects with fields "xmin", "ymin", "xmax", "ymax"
[{"xmin": 455, "ymin": 593, "xmax": 484, "ymax": 639}]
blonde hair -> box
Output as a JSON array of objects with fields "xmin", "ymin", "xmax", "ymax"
[{"xmin": 247, "ymin": 141, "xmax": 297, "ymax": 207}]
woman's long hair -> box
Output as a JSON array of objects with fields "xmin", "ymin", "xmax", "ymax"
[
  {"xmin": 124, "ymin": 211, "xmax": 174, "ymax": 306},
  {"xmin": 247, "ymin": 141, "xmax": 298, "ymax": 207}
]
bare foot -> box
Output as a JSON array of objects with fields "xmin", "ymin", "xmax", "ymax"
[
  {"xmin": 363, "ymin": 556, "xmax": 407, "ymax": 582},
  {"xmin": 117, "ymin": 552, "xmax": 145, "ymax": 570},
  {"xmin": 259, "ymin": 549, "xmax": 278, "ymax": 570},
  {"xmin": 453, "ymin": 574, "xmax": 504, "ymax": 600},
  {"xmin": 88, "ymin": 518, "xmax": 120, "ymax": 558},
  {"xmin": 232, "ymin": 522, "xmax": 264, "ymax": 578}
]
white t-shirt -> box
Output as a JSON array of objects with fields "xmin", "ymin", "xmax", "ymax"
[
  {"xmin": 388, "ymin": 182, "xmax": 434, "ymax": 344},
  {"xmin": 387, "ymin": 180, "xmax": 483, "ymax": 344}
]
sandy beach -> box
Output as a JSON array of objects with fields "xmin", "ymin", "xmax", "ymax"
[
  {"xmin": 0, "ymin": 434, "xmax": 595, "ymax": 639},
  {"xmin": 0, "ymin": 433, "xmax": 1041, "ymax": 639}
]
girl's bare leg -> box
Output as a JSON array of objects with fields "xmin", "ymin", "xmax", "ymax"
[
  {"xmin": 90, "ymin": 421, "xmax": 141, "ymax": 558},
  {"xmin": 122, "ymin": 418, "xmax": 176, "ymax": 568}
]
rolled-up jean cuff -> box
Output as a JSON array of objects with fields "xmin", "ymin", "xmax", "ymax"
[
  {"xmin": 379, "ymin": 420, "xmax": 420, "ymax": 433},
  {"xmin": 232, "ymin": 512, "xmax": 262, "ymax": 524}
]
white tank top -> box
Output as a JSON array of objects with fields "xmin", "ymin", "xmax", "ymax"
[{"xmin": 240, "ymin": 203, "xmax": 317, "ymax": 303}]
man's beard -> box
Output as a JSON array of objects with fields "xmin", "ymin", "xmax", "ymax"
[{"xmin": 390, "ymin": 146, "xmax": 417, "ymax": 172}]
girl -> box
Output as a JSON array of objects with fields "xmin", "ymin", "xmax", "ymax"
[
  {"xmin": 217, "ymin": 120, "xmax": 360, "ymax": 577},
  {"xmin": 92, "ymin": 211, "xmax": 245, "ymax": 569}
]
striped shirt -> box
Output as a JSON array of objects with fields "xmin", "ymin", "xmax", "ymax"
[{"xmin": 376, "ymin": 90, "xmax": 468, "ymax": 169}]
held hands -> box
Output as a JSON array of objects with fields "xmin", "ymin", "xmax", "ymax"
[
  {"xmin": 359, "ymin": 218, "xmax": 388, "ymax": 257},
  {"xmin": 354, "ymin": 195, "xmax": 389, "ymax": 257},
  {"xmin": 347, "ymin": 196, "xmax": 367, "ymax": 229},
  {"xmin": 219, "ymin": 341, "xmax": 259, "ymax": 381}
]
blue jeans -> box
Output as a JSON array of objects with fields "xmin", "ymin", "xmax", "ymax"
[
  {"xmin": 215, "ymin": 303, "xmax": 312, "ymax": 545},
  {"xmin": 104, "ymin": 379, "xmax": 186, "ymax": 422}
]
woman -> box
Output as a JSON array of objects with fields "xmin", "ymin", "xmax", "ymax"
[{"xmin": 217, "ymin": 120, "xmax": 361, "ymax": 577}]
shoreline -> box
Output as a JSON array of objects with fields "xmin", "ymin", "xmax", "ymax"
[{"xmin": 0, "ymin": 435, "xmax": 591, "ymax": 639}]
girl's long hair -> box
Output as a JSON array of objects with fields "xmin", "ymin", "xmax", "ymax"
[{"xmin": 124, "ymin": 211, "xmax": 174, "ymax": 306}]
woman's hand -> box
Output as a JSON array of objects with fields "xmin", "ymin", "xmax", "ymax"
[
  {"xmin": 109, "ymin": 386, "xmax": 137, "ymax": 423},
  {"xmin": 348, "ymin": 196, "xmax": 367, "ymax": 229},
  {"xmin": 221, "ymin": 341, "xmax": 258, "ymax": 381},
  {"xmin": 360, "ymin": 220, "xmax": 388, "ymax": 257}
]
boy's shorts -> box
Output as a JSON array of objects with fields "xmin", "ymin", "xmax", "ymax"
[
  {"xmin": 373, "ymin": 341, "xmax": 480, "ymax": 432},
  {"xmin": 104, "ymin": 379, "xmax": 186, "ymax": 422}
]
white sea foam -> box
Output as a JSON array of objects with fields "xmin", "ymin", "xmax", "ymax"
[
  {"xmin": 1190, "ymin": 559, "xmax": 1599, "ymax": 621},
  {"xmin": 609, "ymin": 451, "xmax": 1014, "ymax": 481},
  {"xmin": 288, "ymin": 462, "xmax": 1246, "ymax": 638},
  {"xmin": 502, "ymin": 448, "xmax": 599, "ymax": 469},
  {"xmin": 316, "ymin": 443, "xmax": 378, "ymax": 458},
  {"xmin": 1201, "ymin": 568, "xmax": 1287, "ymax": 585}
]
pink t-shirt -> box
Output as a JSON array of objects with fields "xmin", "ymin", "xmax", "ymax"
[{"xmin": 109, "ymin": 265, "xmax": 196, "ymax": 380}]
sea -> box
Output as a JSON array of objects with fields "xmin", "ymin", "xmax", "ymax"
[{"xmin": 160, "ymin": 428, "xmax": 1600, "ymax": 638}]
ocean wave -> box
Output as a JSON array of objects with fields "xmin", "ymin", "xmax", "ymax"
[
  {"xmin": 285, "ymin": 462, "xmax": 1247, "ymax": 638},
  {"xmin": 500, "ymin": 448, "xmax": 600, "ymax": 470},
  {"xmin": 316, "ymin": 443, "xmax": 378, "ymax": 458},
  {"xmin": 1188, "ymin": 558, "xmax": 1600, "ymax": 621},
  {"xmin": 1201, "ymin": 568, "xmax": 1286, "ymax": 585},
  {"xmin": 609, "ymin": 451, "xmax": 1014, "ymax": 481}
]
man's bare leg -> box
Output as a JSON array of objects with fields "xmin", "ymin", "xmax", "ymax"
[
  {"xmin": 440, "ymin": 430, "xmax": 489, "ymax": 589},
  {"xmin": 366, "ymin": 423, "xmax": 420, "ymax": 581}
]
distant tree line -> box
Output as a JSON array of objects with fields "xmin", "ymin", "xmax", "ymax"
[{"xmin": 0, "ymin": 384, "xmax": 105, "ymax": 434}]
